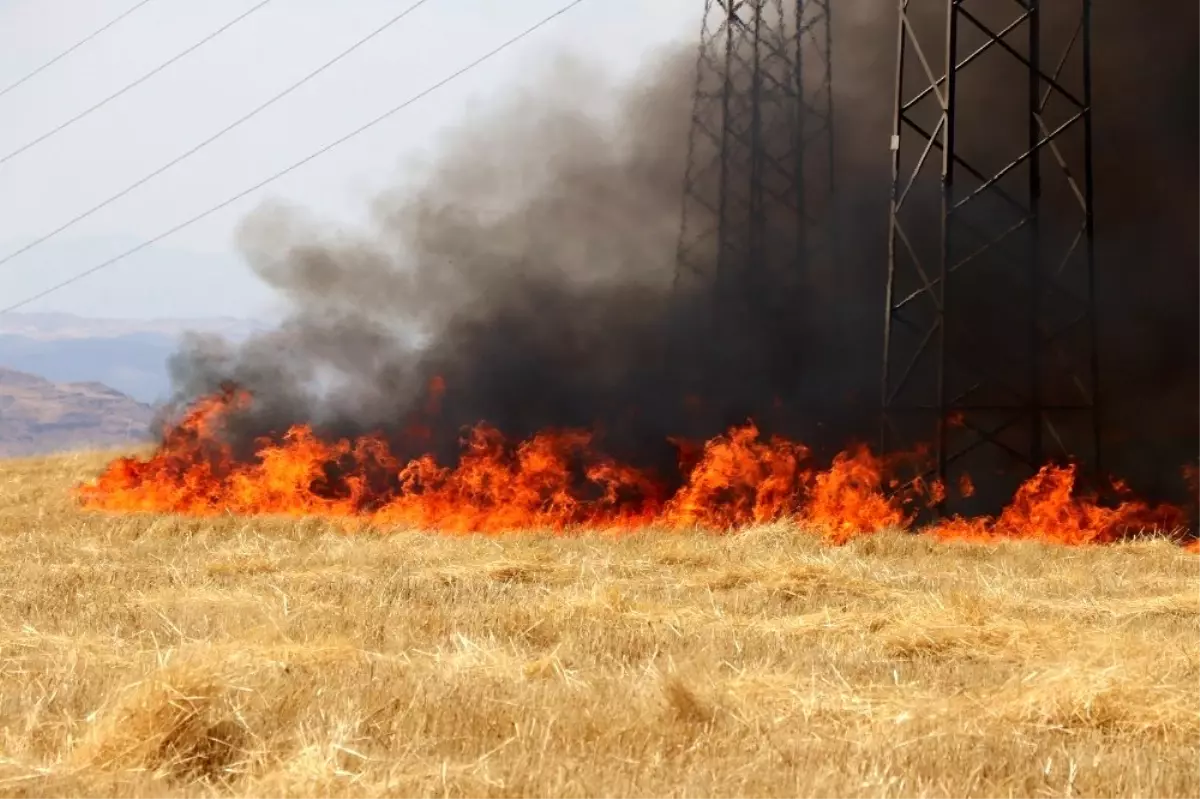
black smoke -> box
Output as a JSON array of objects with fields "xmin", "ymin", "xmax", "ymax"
[{"xmin": 169, "ymin": 2, "xmax": 1198, "ymax": 509}]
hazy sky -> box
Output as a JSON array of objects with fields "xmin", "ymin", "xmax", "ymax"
[{"xmin": 0, "ymin": 0, "xmax": 697, "ymax": 320}]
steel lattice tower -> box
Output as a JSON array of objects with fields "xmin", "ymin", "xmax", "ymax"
[
  {"xmin": 674, "ymin": 1, "xmax": 835, "ymax": 310},
  {"xmin": 882, "ymin": 0, "xmax": 1100, "ymax": 510}
]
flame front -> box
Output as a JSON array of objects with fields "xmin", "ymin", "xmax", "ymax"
[
  {"xmin": 77, "ymin": 389, "xmax": 1191, "ymax": 546},
  {"xmin": 76, "ymin": 392, "xmax": 903, "ymax": 535},
  {"xmin": 928, "ymin": 464, "xmax": 1186, "ymax": 545}
]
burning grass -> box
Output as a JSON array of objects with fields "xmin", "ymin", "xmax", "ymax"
[
  {"xmin": 75, "ymin": 388, "xmax": 1191, "ymax": 547},
  {"xmin": 0, "ymin": 450, "xmax": 1196, "ymax": 797}
]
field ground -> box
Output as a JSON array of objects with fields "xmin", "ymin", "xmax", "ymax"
[{"xmin": 0, "ymin": 451, "xmax": 1196, "ymax": 798}]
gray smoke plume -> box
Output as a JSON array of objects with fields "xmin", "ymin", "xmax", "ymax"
[{"xmin": 169, "ymin": 2, "xmax": 1197, "ymax": 506}]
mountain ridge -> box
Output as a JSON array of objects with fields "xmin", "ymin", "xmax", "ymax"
[
  {"xmin": 0, "ymin": 312, "xmax": 269, "ymax": 403},
  {"xmin": 0, "ymin": 366, "xmax": 155, "ymax": 458}
]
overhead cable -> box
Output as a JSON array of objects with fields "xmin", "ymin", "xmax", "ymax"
[
  {"xmin": 0, "ymin": 0, "xmax": 434, "ymax": 270},
  {"xmin": 1, "ymin": 0, "xmax": 589, "ymax": 314},
  {"xmin": 0, "ymin": 0, "xmax": 158, "ymax": 101},
  {"xmin": 0, "ymin": 0, "xmax": 277, "ymax": 168}
]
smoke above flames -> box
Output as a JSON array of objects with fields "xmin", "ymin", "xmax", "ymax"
[{"xmin": 148, "ymin": 1, "xmax": 1195, "ymax": 528}]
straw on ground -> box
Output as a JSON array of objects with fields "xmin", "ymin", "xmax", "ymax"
[{"xmin": 0, "ymin": 450, "xmax": 1196, "ymax": 797}]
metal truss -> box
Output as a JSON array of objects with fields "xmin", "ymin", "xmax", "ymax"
[
  {"xmin": 882, "ymin": 0, "xmax": 1100, "ymax": 509},
  {"xmin": 674, "ymin": 0, "xmax": 836, "ymax": 310}
]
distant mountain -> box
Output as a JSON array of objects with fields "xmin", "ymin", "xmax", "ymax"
[
  {"xmin": 0, "ymin": 312, "xmax": 269, "ymax": 404},
  {"xmin": 0, "ymin": 367, "xmax": 155, "ymax": 457},
  {"xmin": 0, "ymin": 332, "xmax": 176, "ymax": 403}
]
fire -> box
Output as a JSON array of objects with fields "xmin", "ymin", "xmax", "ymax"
[
  {"xmin": 77, "ymin": 388, "xmax": 248, "ymax": 514},
  {"xmin": 77, "ymin": 393, "xmax": 903, "ymax": 535},
  {"xmin": 804, "ymin": 445, "xmax": 906, "ymax": 542},
  {"xmin": 376, "ymin": 425, "xmax": 664, "ymax": 532},
  {"xmin": 661, "ymin": 423, "xmax": 810, "ymax": 529},
  {"xmin": 958, "ymin": 473, "xmax": 976, "ymax": 498},
  {"xmin": 77, "ymin": 389, "xmax": 1193, "ymax": 547},
  {"xmin": 929, "ymin": 464, "xmax": 1186, "ymax": 545}
]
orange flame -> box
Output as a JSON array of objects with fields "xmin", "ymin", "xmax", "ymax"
[
  {"xmin": 958, "ymin": 473, "xmax": 975, "ymax": 498},
  {"xmin": 77, "ymin": 389, "xmax": 1191, "ymax": 546},
  {"xmin": 803, "ymin": 445, "xmax": 906, "ymax": 542},
  {"xmin": 76, "ymin": 394, "xmax": 902, "ymax": 536},
  {"xmin": 929, "ymin": 464, "xmax": 1185, "ymax": 545},
  {"xmin": 662, "ymin": 423, "xmax": 810, "ymax": 529}
]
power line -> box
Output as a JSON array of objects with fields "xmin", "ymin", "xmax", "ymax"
[
  {"xmin": 1, "ymin": 0, "xmax": 589, "ymax": 315},
  {"xmin": 0, "ymin": 0, "xmax": 435, "ymax": 272},
  {"xmin": 0, "ymin": 0, "xmax": 276, "ymax": 169},
  {"xmin": 0, "ymin": 0, "xmax": 158, "ymax": 101}
]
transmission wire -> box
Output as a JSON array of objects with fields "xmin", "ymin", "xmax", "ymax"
[
  {"xmin": 1, "ymin": 0, "xmax": 590, "ymax": 315},
  {"xmin": 0, "ymin": 0, "xmax": 277, "ymax": 168},
  {"xmin": 0, "ymin": 0, "xmax": 435, "ymax": 271},
  {"xmin": 0, "ymin": 0, "xmax": 158, "ymax": 100}
]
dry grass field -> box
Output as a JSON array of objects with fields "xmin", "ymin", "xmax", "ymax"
[{"xmin": 0, "ymin": 450, "xmax": 1196, "ymax": 798}]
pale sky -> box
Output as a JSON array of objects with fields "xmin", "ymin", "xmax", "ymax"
[{"xmin": 0, "ymin": 0, "xmax": 697, "ymax": 320}]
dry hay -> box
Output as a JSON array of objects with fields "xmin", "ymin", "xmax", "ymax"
[{"xmin": 0, "ymin": 450, "xmax": 1195, "ymax": 797}]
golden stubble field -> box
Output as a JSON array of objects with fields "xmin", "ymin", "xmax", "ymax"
[{"xmin": 0, "ymin": 451, "xmax": 1196, "ymax": 798}]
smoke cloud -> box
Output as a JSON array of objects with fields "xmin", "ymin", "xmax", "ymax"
[{"xmin": 169, "ymin": 2, "xmax": 1198, "ymax": 507}]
